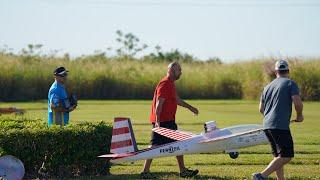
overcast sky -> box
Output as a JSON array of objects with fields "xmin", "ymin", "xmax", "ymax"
[{"xmin": 1, "ymin": 0, "xmax": 320, "ymax": 61}]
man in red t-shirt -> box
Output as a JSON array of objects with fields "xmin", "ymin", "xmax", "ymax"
[{"xmin": 141, "ymin": 61, "xmax": 199, "ymax": 179}]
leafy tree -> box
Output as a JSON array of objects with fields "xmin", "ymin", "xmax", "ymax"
[
  {"xmin": 115, "ymin": 30, "xmax": 148, "ymax": 58},
  {"xmin": 21, "ymin": 44, "xmax": 43, "ymax": 56},
  {"xmin": 146, "ymin": 47, "xmax": 196, "ymax": 63},
  {"xmin": 206, "ymin": 57, "xmax": 222, "ymax": 64}
]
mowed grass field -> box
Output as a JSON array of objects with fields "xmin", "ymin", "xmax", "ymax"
[{"xmin": 1, "ymin": 100, "xmax": 319, "ymax": 179}]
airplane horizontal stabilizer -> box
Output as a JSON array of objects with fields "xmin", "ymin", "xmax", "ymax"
[{"xmin": 98, "ymin": 152, "xmax": 135, "ymax": 158}]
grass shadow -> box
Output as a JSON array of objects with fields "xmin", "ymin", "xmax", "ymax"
[{"xmin": 78, "ymin": 172, "xmax": 238, "ymax": 180}]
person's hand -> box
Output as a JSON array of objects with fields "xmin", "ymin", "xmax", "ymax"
[
  {"xmin": 68, "ymin": 105, "xmax": 77, "ymax": 112},
  {"xmin": 189, "ymin": 106, "xmax": 199, "ymax": 115},
  {"xmin": 154, "ymin": 120, "xmax": 160, "ymax": 128},
  {"xmin": 291, "ymin": 114, "xmax": 304, "ymax": 123}
]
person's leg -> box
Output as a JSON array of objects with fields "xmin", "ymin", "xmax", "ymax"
[
  {"xmin": 262, "ymin": 129, "xmax": 294, "ymax": 178},
  {"xmin": 142, "ymin": 122, "xmax": 172, "ymax": 174},
  {"xmin": 142, "ymin": 159, "xmax": 153, "ymax": 173},
  {"xmin": 176, "ymin": 155, "xmax": 186, "ymax": 172},
  {"xmin": 253, "ymin": 130, "xmax": 293, "ymax": 179},
  {"xmin": 173, "ymin": 122, "xmax": 186, "ymax": 172},
  {"xmin": 253, "ymin": 129, "xmax": 279, "ymax": 179},
  {"xmin": 261, "ymin": 157, "xmax": 291, "ymax": 177},
  {"xmin": 177, "ymin": 155, "xmax": 199, "ymax": 178},
  {"xmin": 275, "ymin": 167, "xmax": 284, "ymax": 180},
  {"xmin": 141, "ymin": 145, "xmax": 156, "ymax": 179},
  {"xmin": 141, "ymin": 123, "xmax": 157, "ymax": 174}
]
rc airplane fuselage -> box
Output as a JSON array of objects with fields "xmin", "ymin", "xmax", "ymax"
[{"xmin": 99, "ymin": 117, "xmax": 268, "ymax": 163}]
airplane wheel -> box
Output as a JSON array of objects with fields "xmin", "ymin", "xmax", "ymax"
[{"xmin": 229, "ymin": 152, "xmax": 239, "ymax": 159}]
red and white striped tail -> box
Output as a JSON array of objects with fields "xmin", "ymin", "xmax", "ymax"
[{"xmin": 110, "ymin": 117, "xmax": 138, "ymax": 154}]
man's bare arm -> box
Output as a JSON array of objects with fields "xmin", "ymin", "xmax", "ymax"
[
  {"xmin": 155, "ymin": 98, "xmax": 165, "ymax": 127},
  {"xmin": 177, "ymin": 96, "xmax": 199, "ymax": 115},
  {"xmin": 259, "ymin": 100, "xmax": 264, "ymax": 115},
  {"xmin": 292, "ymin": 95, "xmax": 304, "ymax": 122}
]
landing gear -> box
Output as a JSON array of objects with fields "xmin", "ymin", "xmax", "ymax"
[{"xmin": 229, "ymin": 152, "xmax": 239, "ymax": 159}]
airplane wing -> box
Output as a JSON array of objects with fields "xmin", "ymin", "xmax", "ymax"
[
  {"xmin": 199, "ymin": 128, "xmax": 264, "ymax": 144},
  {"xmin": 152, "ymin": 127, "xmax": 196, "ymax": 141}
]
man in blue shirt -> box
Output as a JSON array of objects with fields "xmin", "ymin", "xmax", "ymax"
[
  {"xmin": 253, "ymin": 60, "xmax": 304, "ymax": 180},
  {"xmin": 48, "ymin": 67, "xmax": 76, "ymax": 126}
]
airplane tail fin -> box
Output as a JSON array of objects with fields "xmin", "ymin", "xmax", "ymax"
[{"xmin": 110, "ymin": 117, "xmax": 138, "ymax": 154}]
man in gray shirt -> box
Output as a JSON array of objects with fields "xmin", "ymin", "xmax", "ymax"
[{"xmin": 253, "ymin": 60, "xmax": 304, "ymax": 180}]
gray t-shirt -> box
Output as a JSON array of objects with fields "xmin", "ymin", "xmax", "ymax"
[{"xmin": 261, "ymin": 77, "xmax": 300, "ymax": 130}]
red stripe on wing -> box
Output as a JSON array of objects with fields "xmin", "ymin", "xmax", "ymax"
[
  {"xmin": 153, "ymin": 127, "xmax": 194, "ymax": 141},
  {"xmin": 159, "ymin": 130, "xmax": 191, "ymax": 140}
]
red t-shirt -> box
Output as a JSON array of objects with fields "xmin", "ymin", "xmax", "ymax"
[{"xmin": 150, "ymin": 76, "xmax": 177, "ymax": 123}]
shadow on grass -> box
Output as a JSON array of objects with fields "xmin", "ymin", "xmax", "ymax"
[
  {"xmin": 69, "ymin": 172, "xmax": 319, "ymax": 180},
  {"xmin": 77, "ymin": 172, "xmax": 236, "ymax": 179}
]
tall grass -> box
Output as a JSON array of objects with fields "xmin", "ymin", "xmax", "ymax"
[{"xmin": 0, "ymin": 53, "xmax": 319, "ymax": 101}]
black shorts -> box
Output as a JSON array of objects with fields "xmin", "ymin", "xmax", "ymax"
[
  {"xmin": 151, "ymin": 121, "xmax": 178, "ymax": 146},
  {"xmin": 264, "ymin": 129, "xmax": 294, "ymax": 158}
]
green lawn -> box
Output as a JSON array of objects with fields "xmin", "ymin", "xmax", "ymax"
[{"xmin": 1, "ymin": 100, "xmax": 319, "ymax": 179}]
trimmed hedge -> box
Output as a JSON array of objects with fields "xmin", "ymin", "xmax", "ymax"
[{"xmin": 0, "ymin": 116, "xmax": 112, "ymax": 178}]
